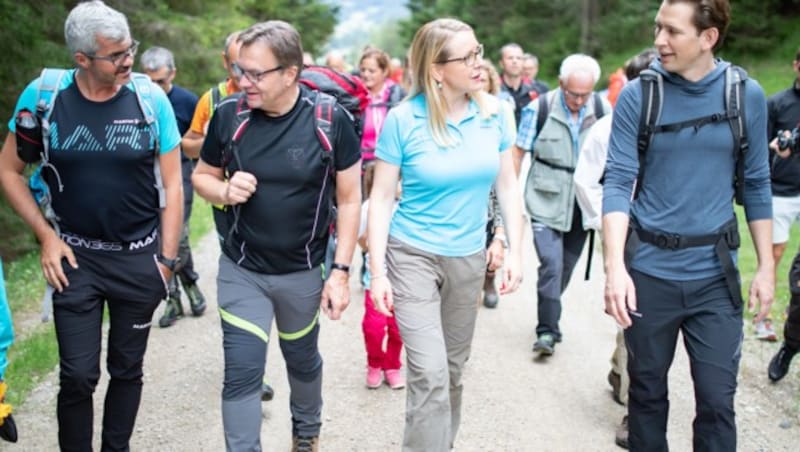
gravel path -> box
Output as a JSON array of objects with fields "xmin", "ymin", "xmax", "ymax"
[{"xmin": 10, "ymin": 227, "xmax": 799, "ymax": 451}]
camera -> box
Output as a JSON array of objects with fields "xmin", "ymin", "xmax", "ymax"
[{"xmin": 776, "ymin": 127, "xmax": 800, "ymax": 153}]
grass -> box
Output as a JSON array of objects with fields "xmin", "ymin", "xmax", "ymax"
[
  {"xmin": 1, "ymin": 196, "xmax": 213, "ymax": 405},
  {"xmin": 737, "ymin": 206, "xmax": 799, "ymax": 330}
]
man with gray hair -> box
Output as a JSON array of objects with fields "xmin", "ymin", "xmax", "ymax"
[
  {"xmin": 192, "ymin": 21, "xmax": 361, "ymax": 452},
  {"xmin": 140, "ymin": 46, "xmax": 206, "ymax": 328},
  {"xmin": 512, "ymin": 53, "xmax": 611, "ymax": 357},
  {"xmin": 0, "ymin": 1, "xmax": 182, "ymax": 450}
]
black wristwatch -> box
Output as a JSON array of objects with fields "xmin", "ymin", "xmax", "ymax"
[
  {"xmin": 157, "ymin": 254, "xmax": 180, "ymax": 271},
  {"xmin": 330, "ymin": 262, "xmax": 350, "ymax": 274}
]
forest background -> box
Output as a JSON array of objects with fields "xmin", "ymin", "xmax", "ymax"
[{"xmin": 1, "ymin": 0, "xmax": 800, "ymax": 406}]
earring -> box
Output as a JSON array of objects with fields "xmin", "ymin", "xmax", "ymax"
[{"xmin": 436, "ymin": 80, "xmax": 442, "ymax": 89}]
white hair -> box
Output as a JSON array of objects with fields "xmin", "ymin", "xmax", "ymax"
[
  {"xmin": 64, "ymin": 1, "xmax": 130, "ymax": 56},
  {"xmin": 140, "ymin": 46, "xmax": 175, "ymax": 72},
  {"xmin": 558, "ymin": 53, "xmax": 601, "ymax": 84}
]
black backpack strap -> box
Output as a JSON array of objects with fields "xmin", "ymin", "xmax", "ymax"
[
  {"xmin": 635, "ymin": 69, "xmax": 662, "ymax": 199},
  {"xmin": 593, "ymin": 93, "xmax": 605, "ymax": 121},
  {"xmin": 314, "ymin": 92, "xmax": 336, "ymax": 168},
  {"xmin": 220, "ymin": 94, "xmax": 251, "ymax": 243},
  {"xmin": 535, "ymin": 93, "xmax": 550, "ymax": 138},
  {"xmin": 727, "ymin": 66, "xmax": 748, "ymax": 205}
]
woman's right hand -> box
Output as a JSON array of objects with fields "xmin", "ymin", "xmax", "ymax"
[{"xmin": 370, "ymin": 274, "xmax": 394, "ymax": 317}]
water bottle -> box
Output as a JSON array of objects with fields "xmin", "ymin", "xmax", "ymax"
[{"xmin": 15, "ymin": 108, "xmax": 43, "ymax": 164}]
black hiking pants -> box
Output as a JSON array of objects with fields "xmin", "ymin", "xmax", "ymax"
[
  {"xmin": 53, "ymin": 232, "xmax": 166, "ymax": 452},
  {"xmin": 784, "ymin": 251, "xmax": 800, "ymax": 350},
  {"xmin": 625, "ymin": 270, "xmax": 741, "ymax": 452}
]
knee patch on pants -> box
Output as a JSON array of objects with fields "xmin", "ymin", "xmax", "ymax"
[{"xmin": 279, "ymin": 323, "xmax": 322, "ymax": 383}]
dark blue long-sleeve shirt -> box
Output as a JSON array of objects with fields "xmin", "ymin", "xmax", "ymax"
[{"xmin": 603, "ymin": 59, "xmax": 771, "ymax": 280}]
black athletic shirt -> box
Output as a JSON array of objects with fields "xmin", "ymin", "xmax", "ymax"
[
  {"xmin": 201, "ymin": 85, "xmax": 360, "ymax": 274},
  {"xmin": 767, "ymin": 82, "xmax": 800, "ymax": 196},
  {"xmin": 40, "ymin": 81, "xmax": 179, "ymax": 242}
]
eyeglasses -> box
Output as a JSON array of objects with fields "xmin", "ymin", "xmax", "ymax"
[
  {"xmin": 563, "ymin": 89, "xmax": 592, "ymax": 101},
  {"xmin": 231, "ymin": 62, "xmax": 284, "ymax": 84},
  {"xmin": 437, "ymin": 44, "xmax": 484, "ymax": 67},
  {"xmin": 87, "ymin": 40, "xmax": 139, "ymax": 66}
]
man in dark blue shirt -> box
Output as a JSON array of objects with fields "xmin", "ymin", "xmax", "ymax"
[
  {"xmin": 602, "ymin": 1, "xmax": 773, "ymax": 450},
  {"xmin": 141, "ymin": 46, "xmax": 206, "ymax": 328}
]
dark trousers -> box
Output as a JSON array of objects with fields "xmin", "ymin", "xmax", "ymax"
[
  {"xmin": 532, "ymin": 206, "xmax": 587, "ymax": 340},
  {"xmin": 626, "ymin": 270, "xmax": 741, "ymax": 452},
  {"xmin": 784, "ymin": 251, "xmax": 800, "ymax": 350},
  {"xmin": 53, "ymin": 241, "xmax": 166, "ymax": 452},
  {"xmin": 167, "ymin": 222, "xmax": 199, "ymax": 298}
]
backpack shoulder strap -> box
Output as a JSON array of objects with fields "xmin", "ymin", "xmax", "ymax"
[
  {"xmin": 314, "ymin": 91, "xmax": 336, "ymax": 159},
  {"xmin": 593, "ymin": 92, "xmax": 606, "ymax": 121},
  {"xmin": 35, "ymin": 68, "xmax": 70, "ymax": 122},
  {"xmin": 128, "ymin": 72, "xmax": 165, "ymax": 208},
  {"xmin": 726, "ymin": 65, "xmax": 749, "ymax": 205},
  {"xmin": 209, "ymin": 81, "xmax": 227, "ymax": 117},
  {"xmin": 634, "ymin": 68, "xmax": 663, "ymax": 199},
  {"xmin": 33, "ymin": 68, "xmax": 72, "ymax": 199},
  {"xmin": 535, "ymin": 91, "xmax": 552, "ymax": 138}
]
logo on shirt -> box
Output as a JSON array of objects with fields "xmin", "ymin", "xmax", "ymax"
[
  {"xmin": 50, "ymin": 120, "xmax": 153, "ymax": 152},
  {"xmin": 287, "ymin": 146, "xmax": 304, "ymax": 169}
]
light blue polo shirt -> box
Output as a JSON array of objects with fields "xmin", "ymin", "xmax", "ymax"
[{"xmin": 376, "ymin": 93, "xmax": 515, "ymax": 256}]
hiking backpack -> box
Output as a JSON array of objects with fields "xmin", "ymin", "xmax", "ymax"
[
  {"xmin": 28, "ymin": 68, "xmax": 163, "ymax": 235},
  {"xmin": 299, "ymin": 65, "xmax": 369, "ymax": 136},
  {"xmin": 635, "ymin": 65, "xmax": 748, "ymax": 204}
]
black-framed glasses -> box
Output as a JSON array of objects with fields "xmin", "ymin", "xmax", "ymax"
[
  {"xmin": 436, "ymin": 44, "xmax": 484, "ymax": 67},
  {"xmin": 563, "ymin": 89, "xmax": 592, "ymax": 101},
  {"xmin": 87, "ymin": 40, "xmax": 139, "ymax": 66},
  {"xmin": 231, "ymin": 62, "xmax": 284, "ymax": 84}
]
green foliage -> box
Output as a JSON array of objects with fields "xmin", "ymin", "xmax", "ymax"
[
  {"xmin": 3, "ymin": 324, "xmax": 58, "ymax": 407},
  {"xmin": 0, "ymin": 0, "xmax": 339, "ymax": 138},
  {"xmin": 401, "ymin": 0, "xmax": 800, "ymax": 84}
]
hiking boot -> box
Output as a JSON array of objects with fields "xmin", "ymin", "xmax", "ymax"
[
  {"xmin": 384, "ymin": 369, "xmax": 405, "ymax": 389},
  {"xmin": 261, "ymin": 381, "xmax": 274, "ymax": 402},
  {"xmin": 533, "ymin": 334, "xmax": 556, "ymax": 355},
  {"xmin": 0, "ymin": 413, "xmax": 17, "ymax": 443},
  {"xmin": 755, "ymin": 318, "xmax": 777, "ymax": 342},
  {"xmin": 614, "ymin": 415, "xmax": 629, "ymax": 449},
  {"xmin": 608, "ymin": 370, "xmax": 623, "ymax": 405},
  {"xmin": 158, "ymin": 296, "xmax": 184, "ymax": 328},
  {"xmin": 292, "ymin": 435, "xmax": 319, "ymax": 452},
  {"xmin": 768, "ymin": 343, "xmax": 799, "ymax": 382},
  {"xmin": 184, "ymin": 282, "xmax": 207, "ymax": 316},
  {"xmin": 366, "ymin": 366, "xmax": 383, "ymax": 389},
  {"xmin": 482, "ymin": 272, "xmax": 499, "ymax": 309}
]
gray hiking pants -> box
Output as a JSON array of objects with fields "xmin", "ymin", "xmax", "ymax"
[
  {"xmin": 217, "ymin": 254, "xmax": 324, "ymax": 452},
  {"xmin": 386, "ymin": 237, "xmax": 485, "ymax": 452}
]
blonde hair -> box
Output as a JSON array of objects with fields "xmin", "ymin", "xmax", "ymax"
[
  {"xmin": 480, "ymin": 60, "xmax": 501, "ymax": 95},
  {"xmin": 408, "ymin": 18, "xmax": 497, "ymax": 147}
]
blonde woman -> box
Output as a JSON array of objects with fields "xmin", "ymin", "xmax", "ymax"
[{"xmin": 367, "ymin": 18, "xmax": 523, "ymax": 451}]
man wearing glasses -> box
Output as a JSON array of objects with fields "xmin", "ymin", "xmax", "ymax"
[
  {"xmin": 512, "ymin": 54, "xmax": 611, "ymax": 357},
  {"xmin": 140, "ymin": 46, "xmax": 206, "ymax": 328},
  {"xmin": 192, "ymin": 21, "xmax": 360, "ymax": 451},
  {"xmin": 0, "ymin": 1, "xmax": 182, "ymax": 450}
]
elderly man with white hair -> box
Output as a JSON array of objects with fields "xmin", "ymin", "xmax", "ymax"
[{"xmin": 512, "ymin": 53, "xmax": 611, "ymax": 357}]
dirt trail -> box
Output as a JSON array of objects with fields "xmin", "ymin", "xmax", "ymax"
[{"xmin": 10, "ymin": 228, "xmax": 798, "ymax": 451}]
